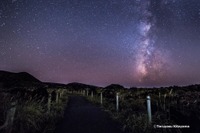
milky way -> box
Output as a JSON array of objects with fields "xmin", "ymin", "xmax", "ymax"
[
  {"xmin": 134, "ymin": 0, "xmax": 170, "ymax": 84},
  {"xmin": 0, "ymin": 0, "xmax": 200, "ymax": 87}
]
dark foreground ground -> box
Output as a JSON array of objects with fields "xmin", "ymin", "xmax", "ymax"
[{"xmin": 55, "ymin": 96, "xmax": 124, "ymax": 133}]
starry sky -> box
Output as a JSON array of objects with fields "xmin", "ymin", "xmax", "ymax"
[{"xmin": 0, "ymin": 0, "xmax": 200, "ymax": 87}]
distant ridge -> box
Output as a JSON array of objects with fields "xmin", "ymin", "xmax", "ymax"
[
  {"xmin": 105, "ymin": 84, "xmax": 125, "ymax": 90},
  {"xmin": 0, "ymin": 70, "xmax": 40, "ymax": 82},
  {"xmin": 66, "ymin": 82, "xmax": 99, "ymax": 90},
  {"xmin": 0, "ymin": 70, "xmax": 100, "ymax": 90},
  {"xmin": 2, "ymin": 70, "xmax": 198, "ymax": 91},
  {"xmin": 0, "ymin": 70, "xmax": 42, "ymax": 88}
]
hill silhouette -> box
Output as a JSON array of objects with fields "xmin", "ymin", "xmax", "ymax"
[
  {"xmin": 0, "ymin": 71, "xmax": 40, "ymax": 82},
  {"xmin": 0, "ymin": 70, "xmax": 42, "ymax": 89},
  {"xmin": 105, "ymin": 84, "xmax": 125, "ymax": 90},
  {"xmin": 0, "ymin": 70, "xmax": 99, "ymax": 90},
  {"xmin": 66, "ymin": 82, "xmax": 99, "ymax": 90}
]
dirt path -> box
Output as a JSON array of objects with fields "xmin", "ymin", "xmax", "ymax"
[{"xmin": 55, "ymin": 96, "xmax": 124, "ymax": 133}]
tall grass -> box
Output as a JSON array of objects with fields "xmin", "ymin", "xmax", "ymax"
[
  {"xmin": 14, "ymin": 98, "xmax": 45, "ymax": 133},
  {"xmin": 87, "ymin": 89, "xmax": 185, "ymax": 133},
  {"xmin": 0, "ymin": 91, "xmax": 68, "ymax": 133}
]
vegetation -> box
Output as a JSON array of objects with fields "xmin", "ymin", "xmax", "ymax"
[
  {"xmin": 1, "ymin": 71, "xmax": 200, "ymax": 133},
  {"xmin": 0, "ymin": 89, "xmax": 68, "ymax": 133},
  {"xmin": 88, "ymin": 85, "xmax": 200, "ymax": 133}
]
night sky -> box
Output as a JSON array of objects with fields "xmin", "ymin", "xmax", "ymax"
[{"xmin": 0, "ymin": 0, "xmax": 200, "ymax": 87}]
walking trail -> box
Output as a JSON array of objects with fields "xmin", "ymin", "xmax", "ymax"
[{"xmin": 55, "ymin": 96, "xmax": 124, "ymax": 133}]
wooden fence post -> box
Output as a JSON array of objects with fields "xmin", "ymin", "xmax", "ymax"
[
  {"xmin": 86, "ymin": 89, "xmax": 89, "ymax": 96},
  {"xmin": 164, "ymin": 94, "xmax": 167, "ymax": 111},
  {"xmin": 91, "ymin": 91, "xmax": 94, "ymax": 98},
  {"xmin": 47, "ymin": 90, "xmax": 52, "ymax": 113},
  {"xmin": 116, "ymin": 93, "xmax": 119, "ymax": 112},
  {"xmin": 100, "ymin": 92, "xmax": 103, "ymax": 105},
  {"xmin": 0, "ymin": 101, "xmax": 17, "ymax": 133},
  {"xmin": 56, "ymin": 92, "xmax": 59, "ymax": 103},
  {"xmin": 147, "ymin": 95, "xmax": 152, "ymax": 124}
]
